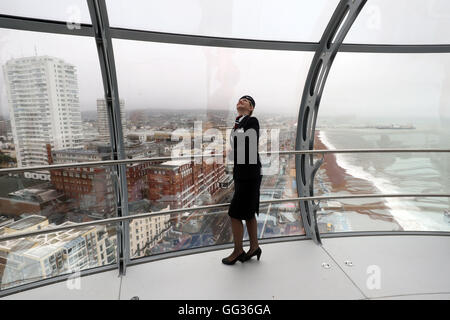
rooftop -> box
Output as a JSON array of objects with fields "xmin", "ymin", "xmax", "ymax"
[
  {"xmin": 53, "ymin": 148, "xmax": 104, "ymax": 155},
  {"xmin": 0, "ymin": 221, "xmax": 98, "ymax": 259},
  {"xmin": 0, "ymin": 216, "xmax": 13, "ymax": 228},
  {"xmin": 0, "ymin": 175, "xmax": 44, "ymax": 198},
  {"xmin": 5, "ymin": 215, "xmax": 47, "ymax": 231},
  {"xmin": 160, "ymin": 159, "xmax": 191, "ymax": 167},
  {"xmin": 5, "ymin": 55, "xmax": 68, "ymax": 65},
  {"xmin": 8, "ymin": 188, "xmax": 61, "ymax": 203}
]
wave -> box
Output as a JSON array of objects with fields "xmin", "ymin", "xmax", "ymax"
[{"xmin": 318, "ymin": 130, "xmax": 447, "ymax": 231}]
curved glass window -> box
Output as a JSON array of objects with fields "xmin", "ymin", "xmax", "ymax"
[
  {"xmin": 112, "ymin": 39, "xmax": 312, "ymax": 258},
  {"xmin": 0, "ymin": 0, "xmax": 91, "ymax": 24},
  {"xmin": 0, "ymin": 29, "xmax": 119, "ymax": 292},
  {"xmin": 106, "ymin": 0, "xmax": 339, "ymax": 42},
  {"xmin": 0, "ymin": 223, "xmax": 117, "ymax": 291},
  {"xmin": 345, "ymin": 0, "xmax": 450, "ymax": 44},
  {"xmin": 314, "ymin": 52, "xmax": 450, "ymax": 233},
  {"xmin": 0, "ymin": 28, "xmax": 117, "ymax": 220}
]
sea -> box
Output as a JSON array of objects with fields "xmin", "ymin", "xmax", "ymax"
[{"xmin": 317, "ymin": 120, "xmax": 450, "ymax": 232}]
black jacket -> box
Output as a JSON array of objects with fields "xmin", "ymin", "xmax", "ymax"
[{"xmin": 230, "ymin": 116, "xmax": 262, "ymax": 181}]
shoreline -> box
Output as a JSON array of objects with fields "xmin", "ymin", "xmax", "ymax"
[{"xmin": 314, "ymin": 130, "xmax": 403, "ymax": 231}]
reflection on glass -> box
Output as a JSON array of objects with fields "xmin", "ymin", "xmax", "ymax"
[
  {"xmin": 0, "ymin": 30, "xmax": 116, "ymax": 231},
  {"xmin": 106, "ymin": 0, "xmax": 339, "ymax": 42},
  {"xmin": 345, "ymin": 0, "xmax": 450, "ymax": 44},
  {"xmin": 129, "ymin": 153, "xmax": 306, "ymax": 260},
  {"xmin": 252, "ymin": 154, "xmax": 305, "ymax": 239},
  {"xmin": 313, "ymin": 142, "xmax": 450, "ymax": 233},
  {"xmin": 129, "ymin": 205, "xmax": 304, "ymax": 259},
  {"xmin": 246, "ymin": 200, "xmax": 304, "ymax": 240},
  {"xmin": 0, "ymin": 0, "xmax": 91, "ymax": 24},
  {"xmin": 0, "ymin": 222, "xmax": 117, "ymax": 291},
  {"xmin": 314, "ymin": 52, "xmax": 450, "ymax": 233},
  {"xmin": 316, "ymin": 197, "xmax": 450, "ymax": 233},
  {"xmin": 112, "ymin": 39, "xmax": 311, "ymax": 257}
]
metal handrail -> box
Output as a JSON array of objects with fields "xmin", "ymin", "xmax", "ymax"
[
  {"xmin": 1, "ymin": 193, "xmax": 449, "ymax": 243},
  {"xmin": 1, "ymin": 148, "xmax": 448, "ymax": 242},
  {"xmin": 0, "ymin": 148, "xmax": 449, "ymax": 174}
]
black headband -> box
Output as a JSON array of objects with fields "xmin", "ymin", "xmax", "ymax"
[{"xmin": 240, "ymin": 95, "xmax": 255, "ymax": 107}]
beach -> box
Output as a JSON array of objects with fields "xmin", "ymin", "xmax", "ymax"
[{"xmin": 313, "ymin": 130, "xmax": 404, "ymax": 232}]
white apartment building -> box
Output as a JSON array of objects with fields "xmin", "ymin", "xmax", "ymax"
[
  {"xmin": 96, "ymin": 98, "xmax": 126, "ymax": 142},
  {"xmin": 129, "ymin": 211, "xmax": 171, "ymax": 259},
  {"xmin": 2, "ymin": 55, "xmax": 83, "ymax": 180},
  {"xmin": 0, "ymin": 216, "xmax": 112, "ymax": 290}
]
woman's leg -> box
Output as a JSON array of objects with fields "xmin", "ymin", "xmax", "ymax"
[
  {"xmin": 245, "ymin": 216, "xmax": 259, "ymax": 253},
  {"xmin": 226, "ymin": 217, "xmax": 245, "ymax": 259}
]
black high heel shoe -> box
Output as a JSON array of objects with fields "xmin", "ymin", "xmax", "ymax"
[
  {"xmin": 222, "ymin": 251, "xmax": 246, "ymax": 265},
  {"xmin": 244, "ymin": 247, "xmax": 262, "ymax": 261}
]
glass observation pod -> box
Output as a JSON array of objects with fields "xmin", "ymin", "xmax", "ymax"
[{"xmin": 0, "ymin": 0, "xmax": 449, "ymax": 300}]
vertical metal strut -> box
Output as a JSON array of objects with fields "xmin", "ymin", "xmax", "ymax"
[
  {"xmin": 87, "ymin": 0, "xmax": 130, "ymax": 275},
  {"xmin": 295, "ymin": 0, "xmax": 367, "ymax": 245}
]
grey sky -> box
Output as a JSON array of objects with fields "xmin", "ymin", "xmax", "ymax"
[{"xmin": 1, "ymin": 0, "xmax": 450, "ymax": 123}]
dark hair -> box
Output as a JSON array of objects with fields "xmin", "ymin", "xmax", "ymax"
[
  {"xmin": 240, "ymin": 95, "xmax": 255, "ymax": 108},
  {"xmin": 240, "ymin": 95, "xmax": 255, "ymax": 116}
]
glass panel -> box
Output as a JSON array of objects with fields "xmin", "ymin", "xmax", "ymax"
[
  {"xmin": 345, "ymin": 0, "xmax": 450, "ymax": 44},
  {"xmin": 129, "ymin": 208, "xmax": 226, "ymax": 258},
  {"xmin": 113, "ymin": 39, "xmax": 311, "ymax": 258},
  {"xmin": 254, "ymin": 154, "xmax": 305, "ymax": 239},
  {"xmin": 0, "ymin": 29, "xmax": 117, "ymax": 221},
  {"xmin": 0, "ymin": 222, "xmax": 117, "ymax": 291},
  {"xmin": 127, "ymin": 140, "xmax": 304, "ymax": 260},
  {"xmin": 248, "ymin": 200, "xmax": 304, "ymax": 239},
  {"xmin": 314, "ymin": 152, "xmax": 450, "ymax": 233},
  {"xmin": 0, "ymin": 0, "xmax": 91, "ymax": 24},
  {"xmin": 106, "ymin": 0, "xmax": 339, "ymax": 42},
  {"xmin": 129, "ymin": 199, "xmax": 304, "ymax": 259},
  {"xmin": 316, "ymin": 196, "xmax": 450, "ymax": 233},
  {"xmin": 314, "ymin": 52, "xmax": 450, "ymax": 233}
]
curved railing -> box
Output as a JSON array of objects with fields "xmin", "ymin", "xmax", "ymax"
[
  {"xmin": 0, "ymin": 148, "xmax": 449, "ymax": 297},
  {"xmin": 1, "ymin": 148, "xmax": 448, "ymax": 174},
  {"xmin": 0, "ymin": 193, "xmax": 449, "ymax": 243},
  {"xmin": 0, "ymin": 192, "xmax": 448, "ymax": 243}
]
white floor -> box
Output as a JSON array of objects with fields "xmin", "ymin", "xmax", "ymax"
[{"xmin": 2, "ymin": 235, "xmax": 450, "ymax": 300}]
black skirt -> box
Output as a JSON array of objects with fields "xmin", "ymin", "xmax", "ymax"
[{"xmin": 228, "ymin": 175, "xmax": 262, "ymax": 221}]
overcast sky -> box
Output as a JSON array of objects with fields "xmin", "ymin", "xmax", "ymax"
[{"xmin": 1, "ymin": 0, "xmax": 450, "ymax": 123}]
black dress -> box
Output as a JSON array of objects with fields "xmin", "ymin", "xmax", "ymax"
[{"xmin": 227, "ymin": 116, "xmax": 262, "ymax": 221}]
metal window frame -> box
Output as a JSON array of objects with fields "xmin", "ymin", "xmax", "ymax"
[
  {"xmin": 295, "ymin": 0, "xmax": 368, "ymax": 245},
  {"xmin": 2, "ymin": 13, "xmax": 450, "ymax": 53}
]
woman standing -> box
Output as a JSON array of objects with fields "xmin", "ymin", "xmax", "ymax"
[{"xmin": 222, "ymin": 95, "xmax": 263, "ymax": 265}]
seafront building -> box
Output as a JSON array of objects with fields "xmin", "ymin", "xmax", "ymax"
[{"xmin": 2, "ymin": 56, "xmax": 83, "ymax": 180}]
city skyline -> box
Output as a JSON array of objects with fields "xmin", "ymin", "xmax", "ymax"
[{"xmin": 3, "ymin": 55, "xmax": 83, "ymax": 179}]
